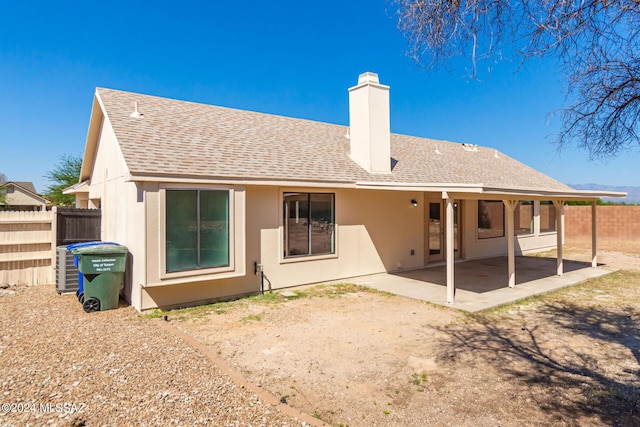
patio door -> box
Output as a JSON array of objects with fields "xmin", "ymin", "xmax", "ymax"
[{"xmin": 427, "ymin": 200, "xmax": 461, "ymax": 263}]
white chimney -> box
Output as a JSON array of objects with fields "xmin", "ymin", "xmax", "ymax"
[{"xmin": 348, "ymin": 72, "xmax": 391, "ymax": 173}]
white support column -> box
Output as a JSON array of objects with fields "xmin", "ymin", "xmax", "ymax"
[
  {"xmin": 445, "ymin": 196, "xmax": 455, "ymax": 304},
  {"xmin": 592, "ymin": 200, "xmax": 597, "ymax": 268},
  {"xmin": 554, "ymin": 200, "xmax": 565, "ymax": 276},
  {"xmin": 504, "ymin": 200, "xmax": 518, "ymax": 288}
]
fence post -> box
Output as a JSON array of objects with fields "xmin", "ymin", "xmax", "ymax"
[{"xmin": 51, "ymin": 206, "xmax": 58, "ymax": 281}]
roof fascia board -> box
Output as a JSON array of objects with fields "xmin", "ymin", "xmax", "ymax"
[
  {"xmin": 79, "ymin": 94, "xmax": 105, "ymax": 182},
  {"xmin": 121, "ymin": 176, "xmax": 626, "ymax": 200},
  {"xmin": 62, "ymin": 180, "xmax": 90, "ymax": 195},
  {"xmin": 479, "ymin": 186, "xmax": 627, "ymax": 199},
  {"xmin": 81, "ymin": 90, "xmax": 132, "ymax": 184},
  {"xmin": 356, "ymin": 181, "xmax": 484, "ymax": 193},
  {"xmin": 125, "ymin": 173, "xmax": 357, "ymax": 188},
  {"xmin": 358, "ymin": 181, "xmax": 626, "ymax": 199}
]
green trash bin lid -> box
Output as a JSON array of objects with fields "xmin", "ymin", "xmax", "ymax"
[
  {"xmin": 72, "ymin": 244, "xmax": 128, "ymax": 274},
  {"xmin": 71, "ymin": 244, "xmax": 128, "ymax": 256}
]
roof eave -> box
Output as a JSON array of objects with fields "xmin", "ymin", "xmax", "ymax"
[
  {"xmin": 356, "ymin": 181, "xmax": 627, "ymax": 199},
  {"xmin": 122, "ymin": 175, "xmax": 629, "ymax": 199},
  {"xmin": 125, "ymin": 172, "xmax": 358, "ymax": 188},
  {"xmin": 79, "ymin": 92, "xmax": 105, "ymax": 183},
  {"xmin": 480, "ymin": 186, "xmax": 627, "ymax": 200},
  {"xmin": 62, "ymin": 180, "xmax": 90, "ymax": 195}
]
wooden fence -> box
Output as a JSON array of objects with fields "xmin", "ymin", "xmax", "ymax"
[
  {"xmin": 0, "ymin": 210, "xmax": 54, "ymax": 285},
  {"xmin": 0, "ymin": 207, "xmax": 101, "ymax": 285},
  {"xmin": 55, "ymin": 208, "xmax": 101, "ymax": 247}
]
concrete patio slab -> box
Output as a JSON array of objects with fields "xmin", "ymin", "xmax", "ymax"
[{"xmin": 339, "ymin": 256, "xmax": 615, "ymax": 312}]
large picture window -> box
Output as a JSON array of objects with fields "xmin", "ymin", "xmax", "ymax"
[
  {"xmin": 539, "ymin": 201, "xmax": 557, "ymax": 233},
  {"xmin": 514, "ymin": 201, "xmax": 534, "ymax": 235},
  {"xmin": 477, "ymin": 200, "xmax": 505, "ymax": 239},
  {"xmin": 284, "ymin": 192, "xmax": 335, "ymax": 258},
  {"xmin": 166, "ymin": 190, "xmax": 229, "ymax": 272}
]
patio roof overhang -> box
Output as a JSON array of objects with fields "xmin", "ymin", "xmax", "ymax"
[
  {"xmin": 355, "ymin": 181, "xmax": 627, "ymax": 201},
  {"xmin": 124, "ymin": 174, "xmax": 628, "ymax": 201},
  {"xmin": 62, "ymin": 180, "xmax": 90, "ymax": 195}
]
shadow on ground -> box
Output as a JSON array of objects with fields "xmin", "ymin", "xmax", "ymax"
[{"xmin": 432, "ymin": 303, "xmax": 640, "ymax": 425}]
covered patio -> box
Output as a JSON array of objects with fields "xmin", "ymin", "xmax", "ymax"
[{"xmin": 345, "ymin": 255, "xmax": 614, "ymax": 312}]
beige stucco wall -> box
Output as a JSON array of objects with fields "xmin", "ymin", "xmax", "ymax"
[
  {"xmin": 97, "ymin": 181, "xmax": 562, "ymax": 311},
  {"xmin": 87, "ymin": 117, "xmax": 129, "ymax": 206},
  {"xmin": 85, "ymin": 116, "xmax": 146, "ymax": 306},
  {"xmin": 136, "ymin": 186, "xmax": 426, "ymax": 310}
]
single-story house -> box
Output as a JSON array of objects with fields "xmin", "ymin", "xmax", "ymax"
[
  {"xmin": 74, "ymin": 72, "xmax": 624, "ymax": 311},
  {"xmin": 0, "ymin": 182, "xmax": 48, "ymax": 211}
]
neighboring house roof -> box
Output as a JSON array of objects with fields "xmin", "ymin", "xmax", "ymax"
[
  {"xmin": 1, "ymin": 181, "xmax": 48, "ymax": 206},
  {"xmin": 11, "ymin": 181, "xmax": 37, "ymax": 194},
  {"xmin": 85, "ymin": 88, "xmax": 622, "ymax": 199}
]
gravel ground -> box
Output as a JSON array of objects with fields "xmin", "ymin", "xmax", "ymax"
[{"xmin": 0, "ymin": 284, "xmax": 312, "ymax": 427}]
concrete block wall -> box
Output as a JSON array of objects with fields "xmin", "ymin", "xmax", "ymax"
[{"xmin": 564, "ymin": 206, "xmax": 640, "ymax": 240}]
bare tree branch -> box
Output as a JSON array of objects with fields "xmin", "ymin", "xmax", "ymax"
[{"xmin": 392, "ymin": 0, "xmax": 640, "ymax": 158}]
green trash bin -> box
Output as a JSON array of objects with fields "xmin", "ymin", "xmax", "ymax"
[{"xmin": 72, "ymin": 244, "xmax": 128, "ymax": 313}]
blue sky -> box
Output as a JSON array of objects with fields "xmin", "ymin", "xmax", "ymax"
[{"xmin": 1, "ymin": 1, "xmax": 638, "ymax": 194}]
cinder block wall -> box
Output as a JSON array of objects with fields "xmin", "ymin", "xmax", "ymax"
[{"xmin": 564, "ymin": 206, "xmax": 640, "ymax": 240}]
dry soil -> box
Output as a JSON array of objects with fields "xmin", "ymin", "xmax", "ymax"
[{"xmin": 172, "ymin": 239, "xmax": 640, "ymax": 426}]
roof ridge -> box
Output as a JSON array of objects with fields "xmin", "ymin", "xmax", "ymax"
[{"xmin": 96, "ymin": 87, "xmax": 350, "ymax": 129}]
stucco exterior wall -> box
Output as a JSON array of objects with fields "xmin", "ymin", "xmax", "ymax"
[
  {"xmin": 86, "ymin": 117, "xmax": 143, "ymax": 305},
  {"xmin": 137, "ymin": 186, "xmax": 426, "ymax": 310},
  {"xmin": 107, "ymin": 186, "xmax": 565, "ymax": 310},
  {"xmin": 87, "ymin": 117, "xmax": 129, "ymax": 208}
]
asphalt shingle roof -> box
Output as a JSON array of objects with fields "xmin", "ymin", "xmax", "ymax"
[
  {"xmin": 96, "ymin": 88, "xmax": 573, "ymax": 193},
  {"xmin": 5, "ymin": 182, "xmax": 38, "ymax": 194}
]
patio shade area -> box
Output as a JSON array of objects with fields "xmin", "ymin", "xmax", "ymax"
[{"xmin": 344, "ymin": 256, "xmax": 614, "ymax": 312}]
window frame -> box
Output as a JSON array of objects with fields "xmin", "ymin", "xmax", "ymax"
[
  {"xmin": 159, "ymin": 185, "xmax": 237, "ymax": 280},
  {"xmin": 165, "ymin": 189, "xmax": 230, "ymax": 273},
  {"xmin": 281, "ymin": 191, "xmax": 337, "ymax": 262},
  {"xmin": 514, "ymin": 200, "xmax": 534, "ymax": 236},
  {"xmin": 477, "ymin": 200, "xmax": 506, "ymax": 240},
  {"xmin": 539, "ymin": 200, "xmax": 557, "ymax": 234}
]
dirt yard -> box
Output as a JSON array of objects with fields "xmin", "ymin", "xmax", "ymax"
[{"xmin": 171, "ymin": 239, "xmax": 640, "ymax": 426}]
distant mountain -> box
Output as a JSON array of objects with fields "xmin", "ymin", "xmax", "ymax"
[{"xmin": 569, "ymin": 184, "xmax": 640, "ymax": 204}]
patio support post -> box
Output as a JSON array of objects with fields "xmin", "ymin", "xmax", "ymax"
[
  {"xmin": 445, "ymin": 196, "xmax": 455, "ymax": 304},
  {"xmin": 503, "ymin": 200, "xmax": 518, "ymax": 288},
  {"xmin": 591, "ymin": 200, "xmax": 597, "ymax": 268},
  {"xmin": 553, "ymin": 200, "xmax": 565, "ymax": 276}
]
